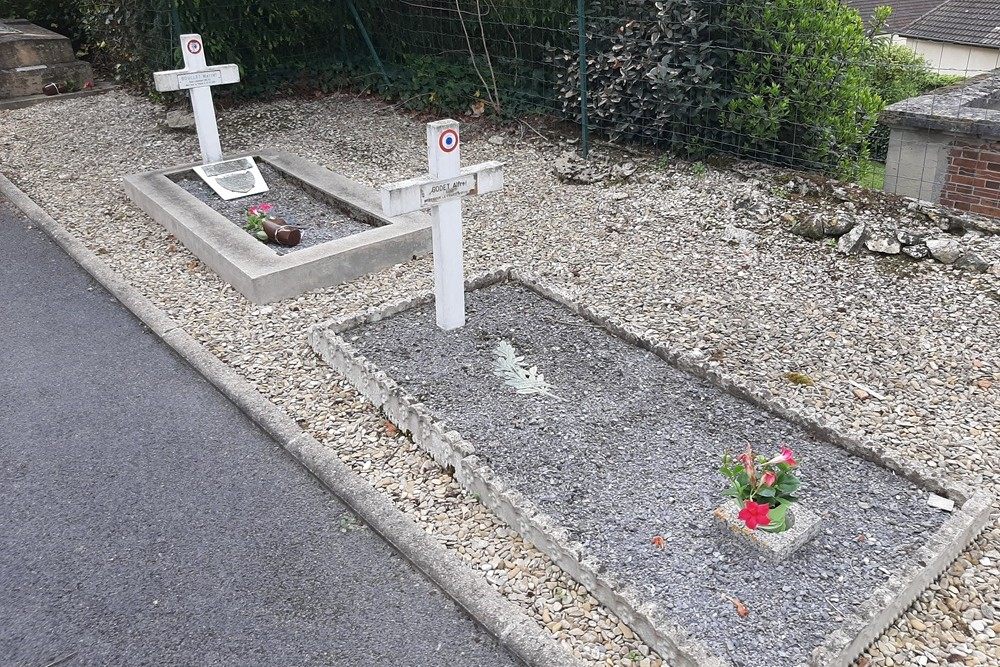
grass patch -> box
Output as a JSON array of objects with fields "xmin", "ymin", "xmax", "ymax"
[{"xmin": 857, "ymin": 160, "xmax": 886, "ymax": 190}]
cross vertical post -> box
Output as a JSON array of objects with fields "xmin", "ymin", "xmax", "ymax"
[
  {"xmin": 379, "ymin": 119, "xmax": 504, "ymax": 332},
  {"xmin": 154, "ymin": 33, "xmax": 239, "ymax": 165},
  {"xmin": 179, "ymin": 34, "xmax": 222, "ymax": 163},
  {"xmin": 426, "ymin": 120, "xmax": 465, "ymax": 330}
]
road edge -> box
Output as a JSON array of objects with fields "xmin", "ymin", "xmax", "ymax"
[{"xmin": 0, "ymin": 171, "xmax": 580, "ymax": 667}]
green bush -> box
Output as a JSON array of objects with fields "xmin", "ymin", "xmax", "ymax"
[
  {"xmin": 721, "ymin": 0, "xmax": 882, "ymax": 177},
  {"xmin": 554, "ymin": 0, "xmax": 729, "ymax": 151}
]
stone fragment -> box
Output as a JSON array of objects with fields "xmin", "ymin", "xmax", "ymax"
[
  {"xmin": 825, "ymin": 211, "xmax": 855, "ymax": 236},
  {"xmin": 927, "ymin": 493, "xmax": 955, "ymax": 512},
  {"xmin": 837, "ymin": 223, "xmax": 868, "ymax": 255},
  {"xmin": 164, "ymin": 108, "xmax": 196, "ymax": 132},
  {"xmin": 925, "ymin": 238, "xmax": 962, "ymax": 264},
  {"xmin": 790, "ymin": 214, "xmax": 826, "ymax": 241},
  {"xmin": 896, "ymin": 229, "xmax": 927, "ymax": 246},
  {"xmin": 721, "ymin": 224, "xmax": 760, "ymax": 246},
  {"xmin": 901, "ymin": 244, "xmax": 929, "ymax": 260},
  {"xmin": 865, "ymin": 234, "xmax": 901, "ymax": 255},
  {"xmin": 954, "ymin": 253, "xmax": 992, "ymax": 274}
]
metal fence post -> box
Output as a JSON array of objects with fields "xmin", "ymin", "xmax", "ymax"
[
  {"xmin": 347, "ymin": 0, "xmax": 391, "ymax": 87},
  {"xmin": 577, "ymin": 0, "xmax": 589, "ymax": 158}
]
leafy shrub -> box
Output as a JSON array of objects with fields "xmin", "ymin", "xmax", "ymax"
[
  {"xmin": 554, "ymin": 0, "xmax": 730, "ymax": 152},
  {"xmin": 386, "ymin": 55, "xmax": 488, "ymax": 113},
  {"xmin": 863, "ymin": 8, "xmax": 964, "ymax": 160},
  {"xmin": 1, "ymin": 1, "xmax": 84, "ymax": 46},
  {"xmin": 721, "ymin": 0, "xmax": 882, "ymax": 177}
]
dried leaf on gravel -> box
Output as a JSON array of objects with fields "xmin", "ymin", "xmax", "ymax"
[
  {"xmin": 725, "ymin": 595, "xmax": 750, "ymax": 618},
  {"xmin": 384, "ymin": 420, "xmax": 400, "ymax": 437},
  {"xmin": 650, "ymin": 535, "xmax": 665, "ymax": 549},
  {"xmin": 785, "ymin": 371, "xmax": 815, "ymax": 387}
]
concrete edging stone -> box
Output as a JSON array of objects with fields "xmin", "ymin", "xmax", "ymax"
[{"xmin": 0, "ymin": 171, "xmax": 581, "ymax": 667}]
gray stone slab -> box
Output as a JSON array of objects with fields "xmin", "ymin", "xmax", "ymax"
[
  {"xmin": 881, "ymin": 71, "xmax": 1000, "ymax": 139},
  {"xmin": 309, "ymin": 268, "xmax": 993, "ymax": 667},
  {"xmin": 123, "ymin": 152, "xmax": 432, "ymax": 303}
]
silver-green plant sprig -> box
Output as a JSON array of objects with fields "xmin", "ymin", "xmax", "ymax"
[{"xmin": 492, "ymin": 340, "xmax": 561, "ymax": 400}]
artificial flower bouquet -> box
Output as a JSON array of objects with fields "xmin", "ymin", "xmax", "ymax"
[
  {"xmin": 720, "ymin": 445, "xmax": 800, "ymax": 533},
  {"xmin": 244, "ymin": 202, "xmax": 273, "ymax": 241}
]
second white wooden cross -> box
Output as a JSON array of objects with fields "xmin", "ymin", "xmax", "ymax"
[
  {"xmin": 381, "ymin": 120, "xmax": 503, "ymax": 331},
  {"xmin": 153, "ymin": 33, "xmax": 239, "ymax": 164}
]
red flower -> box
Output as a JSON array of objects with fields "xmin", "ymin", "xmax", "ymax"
[
  {"xmin": 761, "ymin": 471, "xmax": 776, "ymax": 487},
  {"xmin": 768, "ymin": 448, "xmax": 797, "ymax": 467},
  {"xmin": 738, "ymin": 500, "xmax": 771, "ymax": 530}
]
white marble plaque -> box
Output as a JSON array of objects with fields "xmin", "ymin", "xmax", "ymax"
[
  {"xmin": 176, "ymin": 69, "xmax": 224, "ymax": 90},
  {"xmin": 192, "ymin": 157, "xmax": 269, "ymax": 201},
  {"xmin": 419, "ymin": 174, "xmax": 476, "ymax": 207}
]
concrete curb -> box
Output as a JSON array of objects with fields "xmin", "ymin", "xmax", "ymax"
[{"xmin": 0, "ymin": 172, "xmax": 581, "ymax": 667}]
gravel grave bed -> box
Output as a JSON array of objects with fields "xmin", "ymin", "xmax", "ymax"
[
  {"xmin": 2, "ymin": 91, "xmax": 999, "ymax": 666},
  {"xmin": 346, "ymin": 280, "xmax": 950, "ymax": 666},
  {"xmin": 172, "ymin": 161, "xmax": 372, "ymax": 255}
]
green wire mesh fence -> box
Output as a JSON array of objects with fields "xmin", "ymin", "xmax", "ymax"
[{"xmin": 15, "ymin": 0, "xmax": 998, "ymax": 214}]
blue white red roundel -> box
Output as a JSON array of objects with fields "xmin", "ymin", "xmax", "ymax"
[
  {"xmin": 439, "ymin": 129, "xmax": 459, "ymax": 153},
  {"xmin": 187, "ymin": 39, "xmax": 202, "ymax": 54}
]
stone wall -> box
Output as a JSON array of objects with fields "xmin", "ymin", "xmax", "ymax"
[{"xmin": 881, "ymin": 72, "xmax": 1000, "ymax": 219}]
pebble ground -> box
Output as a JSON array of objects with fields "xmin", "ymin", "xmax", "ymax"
[{"xmin": 2, "ymin": 90, "xmax": 998, "ymax": 666}]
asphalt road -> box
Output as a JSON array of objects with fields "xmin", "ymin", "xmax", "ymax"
[{"xmin": 0, "ymin": 199, "xmax": 519, "ymax": 667}]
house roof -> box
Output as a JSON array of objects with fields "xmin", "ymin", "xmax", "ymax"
[
  {"xmin": 843, "ymin": 0, "xmax": 945, "ymax": 34},
  {"xmin": 899, "ymin": 0, "xmax": 1000, "ymax": 48}
]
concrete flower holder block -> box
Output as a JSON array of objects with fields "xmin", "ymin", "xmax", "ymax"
[{"xmin": 714, "ymin": 501, "xmax": 822, "ymax": 561}]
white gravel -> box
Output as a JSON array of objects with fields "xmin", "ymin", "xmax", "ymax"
[{"xmin": 2, "ymin": 90, "xmax": 998, "ymax": 666}]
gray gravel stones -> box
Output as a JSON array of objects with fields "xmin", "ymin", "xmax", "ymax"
[
  {"xmin": 903, "ymin": 243, "xmax": 931, "ymax": 260},
  {"xmin": 173, "ymin": 162, "xmax": 371, "ymax": 255},
  {"xmin": 2, "ymin": 89, "xmax": 998, "ymax": 667},
  {"xmin": 346, "ymin": 281, "xmax": 949, "ymax": 667}
]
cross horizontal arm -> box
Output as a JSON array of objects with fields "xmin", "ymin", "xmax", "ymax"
[
  {"xmin": 153, "ymin": 64, "xmax": 240, "ymax": 92},
  {"xmin": 381, "ymin": 160, "xmax": 504, "ymax": 217}
]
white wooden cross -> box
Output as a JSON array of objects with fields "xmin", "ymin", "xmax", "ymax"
[
  {"xmin": 153, "ymin": 33, "xmax": 240, "ymax": 164},
  {"xmin": 381, "ymin": 120, "xmax": 503, "ymax": 331}
]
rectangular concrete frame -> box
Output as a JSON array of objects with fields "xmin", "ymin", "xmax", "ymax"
[
  {"xmin": 308, "ymin": 267, "xmax": 993, "ymax": 667},
  {"xmin": 123, "ymin": 151, "xmax": 432, "ymax": 303}
]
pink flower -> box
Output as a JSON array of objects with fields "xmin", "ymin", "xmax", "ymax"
[
  {"xmin": 248, "ymin": 203, "xmax": 272, "ymax": 216},
  {"xmin": 767, "ymin": 448, "xmax": 797, "ymax": 467},
  {"xmin": 738, "ymin": 500, "xmax": 771, "ymax": 530},
  {"xmin": 761, "ymin": 471, "xmax": 776, "ymax": 487}
]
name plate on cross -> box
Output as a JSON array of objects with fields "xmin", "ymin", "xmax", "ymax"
[
  {"xmin": 153, "ymin": 33, "xmax": 267, "ymax": 200},
  {"xmin": 381, "ymin": 120, "xmax": 503, "ymax": 331}
]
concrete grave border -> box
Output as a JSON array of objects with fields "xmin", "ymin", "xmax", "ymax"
[
  {"xmin": 0, "ymin": 172, "xmax": 579, "ymax": 667},
  {"xmin": 309, "ymin": 266, "xmax": 993, "ymax": 667},
  {"xmin": 123, "ymin": 151, "xmax": 432, "ymax": 303}
]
